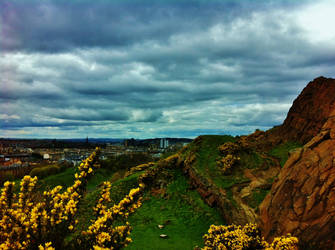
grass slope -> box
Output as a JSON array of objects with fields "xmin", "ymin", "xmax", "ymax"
[
  {"xmin": 269, "ymin": 141, "xmax": 302, "ymax": 167},
  {"xmin": 127, "ymin": 170, "xmax": 223, "ymax": 250},
  {"xmin": 73, "ymin": 171, "xmax": 142, "ymax": 236},
  {"xmin": 184, "ymin": 135, "xmax": 251, "ymax": 189},
  {"xmin": 27, "ymin": 160, "xmax": 223, "ymax": 249}
]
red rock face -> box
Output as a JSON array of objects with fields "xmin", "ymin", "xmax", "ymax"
[
  {"xmin": 259, "ymin": 78, "xmax": 335, "ymax": 249},
  {"xmin": 241, "ymin": 77, "xmax": 335, "ymax": 152},
  {"xmin": 278, "ymin": 76, "xmax": 335, "ymax": 144}
]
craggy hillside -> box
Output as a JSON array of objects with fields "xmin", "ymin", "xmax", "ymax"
[
  {"xmin": 241, "ymin": 76, "xmax": 335, "ymax": 151},
  {"xmin": 278, "ymin": 76, "xmax": 335, "ymax": 144},
  {"xmin": 178, "ymin": 135, "xmax": 282, "ymax": 225},
  {"xmin": 176, "ymin": 76, "xmax": 335, "ymax": 249},
  {"xmin": 260, "ymin": 77, "xmax": 335, "ymax": 249}
]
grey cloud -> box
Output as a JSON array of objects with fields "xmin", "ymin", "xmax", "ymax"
[
  {"xmin": 0, "ymin": 1, "xmax": 238, "ymax": 52},
  {"xmin": 51, "ymin": 109, "xmax": 130, "ymax": 122},
  {"xmin": 0, "ymin": 119, "xmax": 98, "ymax": 128},
  {"xmin": 1, "ymin": 0, "xmax": 335, "ymax": 138}
]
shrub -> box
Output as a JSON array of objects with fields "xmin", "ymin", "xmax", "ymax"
[
  {"xmin": 29, "ymin": 165, "xmax": 60, "ymax": 178},
  {"xmin": 101, "ymin": 153, "xmax": 154, "ymax": 172},
  {"xmin": 0, "ymin": 148, "xmax": 101, "ymax": 249},
  {"xmin": 218, "ymin": 142, "xmax": 241, "ymax": 155},
  {"xmin": 203, "ymin": 224, "xmax": 266, "ymax": 249},
  {"xmin": 217, "ymin": 154, "xmax": 240, "ymax": 174},
  {"xmin": 202, "ymin": 223, "xmax": 298, "ymax": 250},
  {"xmin": 80, "ymin": 182, "xmax": 144, "ymax": 249},
  {"xmin": 0, "ymin": 147, "xmax": 143, "ymax": 249},
  {"xmin": 125, "ymin": 162, "xmax": 155, "ymax": 177},
  {"xmin": 217, "ymin": 142, "xmax": 241, "ymax": 174}
]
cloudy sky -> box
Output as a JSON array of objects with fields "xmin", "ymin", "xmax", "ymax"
[{"xmin": 1, "ymin": 0, "xmax": 335, "ymax": 139}]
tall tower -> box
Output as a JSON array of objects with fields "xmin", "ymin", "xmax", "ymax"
[{"xmin": 160, "ymin": 138, "xmax": 169, "ymax": 149}]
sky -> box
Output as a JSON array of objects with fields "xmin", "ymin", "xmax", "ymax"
[{"xmin": 1, "ymin": 0, "xmax": 335, "ymax": 139}]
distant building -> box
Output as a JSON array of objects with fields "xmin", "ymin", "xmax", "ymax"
[{"xmin": 160, "ymin": 138, "xmax": 169, "ymax": 149}]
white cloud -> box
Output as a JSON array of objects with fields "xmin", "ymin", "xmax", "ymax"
[{"xmin": 295, "ymin": 0, "xmax": 335, "ymax": 43}]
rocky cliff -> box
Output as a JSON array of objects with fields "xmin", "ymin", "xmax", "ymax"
[
  {"xmin": 278, "ymin": 76, "xmax": 335, "ymax": 144},
  {"xmin": 244, "ymin": 77, "xmax": 335, "ymax": 150},
  {"xmin": 260, "ymin": 77, "xmax": 335, "ymax": 249}
]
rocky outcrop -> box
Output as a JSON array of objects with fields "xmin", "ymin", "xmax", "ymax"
[
  {"xmin": 260, "ymin": 101, "xmax": 335, "ymax": 249},
  {"xmin": 277, "ymin": 76, "xmax": 335, "ymax": 144},
  {"xmin": 183, "ymin": 164, "xmax": 256, "ymax": 225},
  {"xmin": 243, "ymin": 77, "xmax": 335, "ymax": 151}
]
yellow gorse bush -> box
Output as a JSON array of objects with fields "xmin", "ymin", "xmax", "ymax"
[
  {"xmin": 202, "ymin": 223, "xmax": 299, "ymax": 250},
  {"xmin": 217, "ymin": 142, "xmax": 241, "ymax": 174},
  {"xmin": 81, "ymin": 182, "xmax": 144, "ymax": 249},
  {"xmin": 203, "ymin": 224, "xmax": 266, "ymax": 250},
  {"xmin": 216, "ymin": 154, "xmax": 240, "ymax": 174},
  {"xmin": 268, "ymin": 235, "xmax": 299, "ymax": 250},
  {"xmin": 218, "ymin": 142, "xmax": 240, "ymax": 155},
  {"xmin": 0, "ymin": 146, "xmax": 144, "ymax": 249},
  {"xmin": 0, "ymin": 148, "xmax": 101, "ymax": 249},
  {"xmin": 38, "ymin": 242, "xmax": 54, "ymax": 250},
  {"xmin": 93, "ymin": 181, "xmax": 112, "ymax": 216}
]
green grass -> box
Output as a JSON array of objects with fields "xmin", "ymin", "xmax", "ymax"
[
  {"xmin": 126, "ymin": 170, "xmax": 223, "ymax": 250},
  {"xmin": 36, "ymin": 167, "xmax": 115, "ymax": 191},
  {"xmin": 9, "ymin": 167, "xmax": 76, "ymax": 193},
  {"xmin": 239, "ymin": 151, "xmax": 264, "ymax": 169},
  {"xmin": 226, "ymin": 189, "xmax": 238, "ymax": 208},
  {"xmin": 185, "ymin": 135, "xmax": 255, "ymax": 190},
  {"xmin": 86, "ymin": 168, "xmax": 117, "ymax": 191},
  {"xmin": 37, "ymin": 167, "xmax": 76, "ymax": 190},
  {"xmin": 248, "ymin": 188, "xmax": 270, "ymax": 209},
  {"xmin": 190, "ymin": 135, "xmax": 237, "ymax": 186},
  {"xmin": 269, "ymin": 141, "xmax": 302, "ymax": 167}
]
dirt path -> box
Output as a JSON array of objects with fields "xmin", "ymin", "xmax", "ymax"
[
  {"xmin": 231, "ymin": 157, "xmax": 281, "ymax": 224},
  {"xmin": 232, "ymin": 185, "xmax": 258, "ymax": 223}
]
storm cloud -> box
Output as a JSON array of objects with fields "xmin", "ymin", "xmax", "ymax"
[{"xmin": 1, "ymin": 0, "xmax": 335, "ymax": 138}]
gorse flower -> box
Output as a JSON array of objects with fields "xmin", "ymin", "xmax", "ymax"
[
  {"xmin": 93, "ymin": 181, "xmax": 112, "ymax": 216},
  {"xmin": 38, "ymin": 242, "xmax": 55, "ymax": 250},
  {"xmin": 82, "ymin": 183, "xmax": 144, "ymax": 249},
  {"xmin": 202, "ymin": 223, "xmax": 298, "ymax": 250},
  {"xmin": 0, "ymin": 146, "xmax": 143, "ymax": 249},
  {"xmin": 268, "ymin": 235, "xmax": 299, "ymax": 250},
  {"xmin": 0, "ymin": 148, "xmax": 100, "ymax": 249},
  {"xmin": 217, "ymin": 142, "xmax": 241, "ymax": 174}
]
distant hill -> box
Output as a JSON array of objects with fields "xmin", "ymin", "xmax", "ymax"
[{"xmin": 0, "ymin": 137, "xmax": 193, "ymax": 148}]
